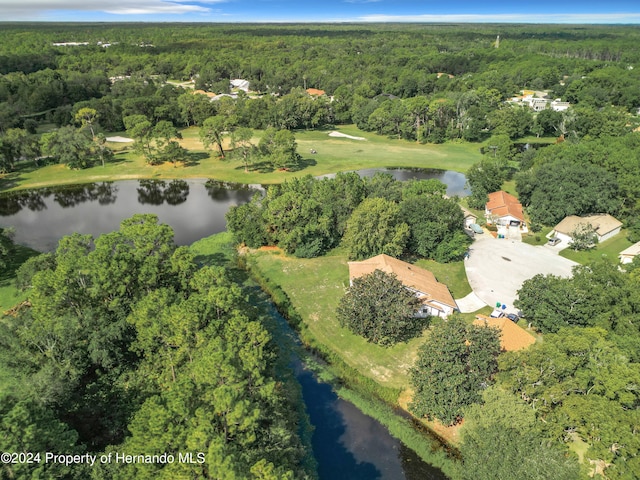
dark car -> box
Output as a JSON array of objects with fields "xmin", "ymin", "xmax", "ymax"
[{"xmin": 506, "ymin": 313, "xmax": 520, "ymax": 322}]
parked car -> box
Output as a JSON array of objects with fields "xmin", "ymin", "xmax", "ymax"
[
  {"xmin": 469, "ymin": 223, "xmax": 483, "ymax": 234},
  {"xmin": 547, "ymin": 237, "xmax": 562, "ymax": 246},
  {"xmin": 506, "ymin": 313, "xmax": 520, "ymax": 322},
  {"xmin": 490, "ymin": 309, "xmax": 505, "ymax": 318}
]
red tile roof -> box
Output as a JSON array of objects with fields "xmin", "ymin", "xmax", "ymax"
[
  {"xmin": 306, "ymin": 88, "xmax": 326, "ymax": 96},
  {"xmin": 486, "ymin": 191, "xmax": 525, "ymax": 222}
]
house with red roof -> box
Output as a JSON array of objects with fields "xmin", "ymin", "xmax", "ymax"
[
  {"xmin": 485, "ymin": 191, "xmax": 527, "ymax": 231},
  {"xmin": 306, "ymin": 88, "xmax": 326, "ymax": 97}
]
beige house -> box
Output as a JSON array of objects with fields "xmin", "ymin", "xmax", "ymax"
[
  {"xmin": 619, "ymin": 241, "xmax": 640, "ymax": 265},
  {"xmin": 460, "ymin": 207, "xmax": 477, "ymax": 228},
  {"xmin": 348, "ymin": 254, "xmax": 457, "ymax": 318},
  {"xmin": 473, "ymin": 315, "xmax": 536, "ymax": 352},
  {"xmin": 550, "ymin": 214, "xmax": 622, "ymax": 245}
]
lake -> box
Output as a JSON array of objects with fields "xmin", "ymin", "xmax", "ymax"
[
  {"xmin": 0, "ymin": 179, "xmax": 256, "ymax": 251},
  {"xmin": 0, "ymin": 169, "xmax": 468, "ymax": 252},
  {"xmin": 318, "ymin": 168, "xmax": 470, "ymax": 197}
]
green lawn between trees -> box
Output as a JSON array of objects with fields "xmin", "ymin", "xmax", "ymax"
[
  {"xmin": 0, "ymin": 125, "xmax": 482, "ymax": 192},
  {"xmin": 560, "ymin": 232, "xmax": 633, "ymax": 265},
  {"xmin": 245, "ymin": 247, "xmax": 472, "ymax": 391}
]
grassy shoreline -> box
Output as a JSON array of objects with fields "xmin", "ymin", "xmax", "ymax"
[{"xmin": 1, "ymin": 125, "xmax": 481, "ymax": 193}]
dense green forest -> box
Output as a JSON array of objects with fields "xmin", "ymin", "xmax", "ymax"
[
  {"xmin": 3, "ymin": 22, "xmax": 640, "ymax": 479},
  {"xmin": 2, "ymin": 22, "xmax": 640, "ymax": 141},
  {"xmin": 0, "ymin": 214, "xmax": 312, "ymax": 479},
  {"xmin": 226, "ymin": 173, "xmax": 469, "ymax": 260}
]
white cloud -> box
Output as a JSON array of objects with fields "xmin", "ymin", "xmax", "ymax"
[
  {"xmin": 358, "ymin": 12, "xmax": 640, "ymax": 24},
  {"xmin": 0, "ymin": 0, "xmax": 224, "ymax": 18}
]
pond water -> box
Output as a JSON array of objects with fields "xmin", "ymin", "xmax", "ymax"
[
  {"xmin": 319, "ymin": 168, "xmax": 470, "ymax": 197},
  {"xmin": 0, "ymin": 179, "xmax": 256, "ymax": 251},
  {"xmin": 295, "ymin": 364, "xmax": 448, "ymax": 480},
  {"xmin": 0, "ymin": 168, "xmax": 468, "ymax": 252}
]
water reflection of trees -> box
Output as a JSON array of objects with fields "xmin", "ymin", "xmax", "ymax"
[
  {"xmin": 205, "ymin": 179, "xmax": 258, "ymax": 202},
  {"xmin": 54, "ymin": 183, "xmax": 118, "ymax": 208},
  {"xmin": 0, "ymin": 182, "xmax": 118, "ymax": 215},
  {"xmin": 399, "ymin": 443, "xmax": 449, "ymax": 480},
  {"xmin": 0, "ymin": 190, "xmax": 49, "ymax": 216},
  {"xmin": 137, "ymin": 179, "xmax": 189, "ymax": 206},
  {"xmin": 137, "ymin": 180, "xmax": 166, "ymax": 205}
]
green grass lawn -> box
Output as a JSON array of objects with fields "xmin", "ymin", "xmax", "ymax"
[
  {"xmin": 1, "ymin": 125, "xmax": 482, "ymax": 192},
  {"xmin": 517, "ymin": 135, "xmax": 558, "ymax": 145},
  {"xmin": 521, "ymin": 226, "xmax": 553, "ymax": 246},
  {"xmin": 189, "ymin": 231, "xmax": 236, "ymax": 267},
  {"xmin": 560, "ymin": 232, "xmax": 633, "ymax": 265},
  {"xmin": 501, "ymin": 179, "xmax": 518, "ymax": 197},
  {"xmin": 248, "ymin": 249, "xmax": 472, "ymax": 390},
  {"xmin": 294, "ymin": 126, "xmax": 481, "ymax": 174},
  {"xmin": 414, "ymin": 259, "xmax": 471, "ymax": 299}
]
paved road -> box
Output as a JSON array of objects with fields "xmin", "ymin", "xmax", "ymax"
[{"xmin": 464, "ymin": 235, "xmax": 578, "ymax": 313}]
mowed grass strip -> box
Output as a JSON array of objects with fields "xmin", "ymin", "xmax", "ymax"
[
  {"xmin": 250, "ymin": 250, "xmax": 430, "ymax": 390},
  {"xmin": 559, "ymin": 231, "xmax": 633, "ymax": 265},
  {"xmin": 1, "ymin": 125, "xmax": 482, "ymax": 192}
]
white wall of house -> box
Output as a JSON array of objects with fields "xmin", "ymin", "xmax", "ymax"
[
  {"xmin": 418, "ymin": 299, "xmax": 456, "ymax": 318},
  {"xmin": 549, "ymin": 227, "xmax": 621, "ymax": 245},
  {"xmin": 411, "ymin": 289, "xmax": 456, "ymax": 318},
  {"xmin": 598, "ymin": 227, "xmax": 621, "ymax": 243},
  {"xmin": 549, "ymin": 231, "xmax": 574, "ymax": 245},
  {"xmin": 420, "ymin": 304, "xmax": 443, "ymax": 318},
  {"xmin": 494, "ymin": 215, "xmax": 522, "ymax": 226}
]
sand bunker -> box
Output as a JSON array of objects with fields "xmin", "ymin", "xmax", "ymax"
[
  {"xmin": 328, "ymin": 131, "xmax": 366, "ymax": 141},
  {"xmin": 106, "ymin": 136, "xmax": 134, "ymax": 143}
]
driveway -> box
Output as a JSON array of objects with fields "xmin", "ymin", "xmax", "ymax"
[{"xmin": 464, "ymin": 235, "xmax": 578, "ymax": 313}]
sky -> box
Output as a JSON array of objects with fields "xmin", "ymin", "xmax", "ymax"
[{"xmin": 1, "ymin": 0, "xmax": 640, "ymax": 23}]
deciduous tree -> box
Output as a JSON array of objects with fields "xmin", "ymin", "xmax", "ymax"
[
  {"xmin": 40, "ymin": 126, "xmax": 96, "ymax": 169},
  {"xmin": 459, "ymin": 387, "xmax": 581, "ymax": 480},
  {"xmin": 465, "ymin": 160, "xmax": 506, "ymax": 209},
  {"xmin": 200, "ymin": 115, "xmax": 229, "ymax": 158},
  {"xmin": 336, "ymin": 269, "xmax": 423, "ymax": 346},
  {"xmin": 410, "ymin": 316, "xmax": 501, "ymax": 425},
  {"xmin": 342, "ymin": 197, "xmax": 409, "ymax": 260}
]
